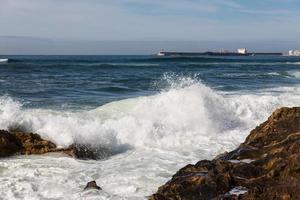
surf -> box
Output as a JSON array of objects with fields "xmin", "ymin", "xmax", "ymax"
[
  {"xmin": 0, "ymin": 77, "xmax": 299, "ymax": 154},
  {"xmin": 0, "ymin": 76, "xmax": 299, "ymax": 200},
  {"xmin": 0, "ymin": 58, "xmax": 8, "ymax": 63}
]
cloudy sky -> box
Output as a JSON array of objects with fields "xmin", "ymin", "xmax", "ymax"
[{"xmin": 0, "ymin": 0, "xmax": 300, "ymax": 54}]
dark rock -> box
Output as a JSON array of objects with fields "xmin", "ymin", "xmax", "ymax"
[
  {"xmin": 0, "ymin": 129, "xmax": 114, "ymax": 160},
  {"xmin": 66, "ymin": 143, "xmax": 113, "ymax": 160},
  {"xmin": 0, "ymin": 130, "xmax": 57, "ymax": 157},
  {"xmin": 84, "ymin": 180, "xmax": 102, "ymax": 190},
  {"xmin": 0, "ymin": 130, "xmax": 22, "ymax": 157},
  {"xmin": 150, "ymin": 107, "xmax": 300, "ymax": 200}
]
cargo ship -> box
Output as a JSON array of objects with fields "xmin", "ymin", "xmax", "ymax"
[{"xmin": 157, "ymin": 48, "xmax": 283, "ymax": 57}]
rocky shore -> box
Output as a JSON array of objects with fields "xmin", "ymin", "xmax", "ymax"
[
  {"xmin": 150, "ymin": 107, "xmax": 300, "ymax": 200},
  {"xmin": 0, "ymin": 107, "xmax": 299, "ymax": 199}
]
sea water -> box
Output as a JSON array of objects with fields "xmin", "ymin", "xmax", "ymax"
[{"xmin": 0, "ymin": 55, "xmax": 300, "ymax": 199}]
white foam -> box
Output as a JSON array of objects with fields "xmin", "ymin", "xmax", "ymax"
[
  {"xmin": 0, "ymin": 78, "xmax": 299, "ymax": 199},
  {"xmin": 228, "ymin": 159, "xmax": 254, "ymax": 164},
  {"xmin": 290, "ymin": 71, "xmax": 300, "ymax": 78},
  {"xmin": 287, "ymin": 62, "xmax": 300, "ymax": 65},
  {"xmin": 228, "ymin": 186, "xmax": 248, "ymax": 196},
  {"xmin": 0, "ymin": 58, "xmax": 8, "ymax": 63},
  {"xmin": 0, "ymin": 79, "xmax": 299, "ymax": 151},
  {"xmin": 267, "ymin": 72, "xmax": 281, "ymax": 76}
]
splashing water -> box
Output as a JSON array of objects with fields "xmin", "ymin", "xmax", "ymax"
[
  {"xmin": 0, "ymin": 68, "xmax": 299, "ymax": 199},
  {"xmin": 0, "ymin": 78, "xmax": 299, "ymax": 152}
]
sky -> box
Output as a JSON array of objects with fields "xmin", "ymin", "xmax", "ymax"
[{"xmin": 0, "ymin": 0, "xmax": 300, "ymax": 54}]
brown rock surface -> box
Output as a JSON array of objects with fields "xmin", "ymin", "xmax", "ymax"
[
  {"xmin": 13, "ymin": 131, "xmax": 57, "ymax": 155},
  {"xmin": 0, "ymin": 130, "xmax": 112, "ymax": 160},
  {"xmin": 0, "ymin": 130, "xmax": 61, "ymax": 157},
  {"xmin": 150, "ymin": 107, "xmax": 300, "ymax": 200}
]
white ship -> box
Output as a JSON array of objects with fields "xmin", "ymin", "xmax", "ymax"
[
  {"xmin": 288, "ymin": 50, "xmax": 300, "ymax": 56},
  {"xmin": 157, "ymin": 51, "xmax": 165, "ymax": 56}
]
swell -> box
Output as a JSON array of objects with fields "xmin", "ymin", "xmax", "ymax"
[
  {"xmin": 3, "ymin": 61, "xmax": 159, "ymax": 68},
  {"xmin": 6, "ymin": 56, "xmax": 300, "ymax": 65}
]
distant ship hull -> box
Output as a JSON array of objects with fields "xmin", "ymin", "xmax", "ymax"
[{"xmin": 157, "ymin": 51, "xmax": 283, "ymax": 57}]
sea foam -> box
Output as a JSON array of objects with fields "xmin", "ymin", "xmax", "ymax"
[
  {"xmin": 0, "ymin": 58, "xmax": 8, "ymax": 63},
  {"xmin": 290, "ymin": 71, "xmax": 300, "ymax": 78},
  {"xmin": 0, "ymin": 77, "xmax": 300, "ymax": 199},
  {"xmin": 0, "ymin": 77, "xmax": 299, "ymax": 154}
]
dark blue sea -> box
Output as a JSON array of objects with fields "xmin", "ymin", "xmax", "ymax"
[
  {"xmin": 0, "ymin": 55, "xmax": 299, "ymax": 199},
  {"xmin": 1, "ymin": 55, "xmax": 300, "ymax": 110}
]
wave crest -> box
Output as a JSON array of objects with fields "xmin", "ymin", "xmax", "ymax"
[{"xmin": 0, "ymin": 78, "xmax": 299, "ymax": 153}]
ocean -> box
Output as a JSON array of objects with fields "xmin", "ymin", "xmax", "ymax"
[{"xmin": 0, "ymin": 55, "xmax": 300, "ymax": 199}]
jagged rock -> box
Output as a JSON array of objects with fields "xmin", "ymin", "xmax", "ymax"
[
  {"xmin": 150, "ymin": 107, "xmax": 300, "ymax": 200},
  {"xmin": 84, "ymin": 181, "xmax": 102, "ymax": 190},
  {"xmin": 13, "ymin": 131, "xmax": 57, "ymax": 155},
  {"xmin": 0, "ymin": 130, "xmax": 57, "ymax": 157}
]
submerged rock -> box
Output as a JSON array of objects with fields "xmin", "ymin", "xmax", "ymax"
[
  {"xmin": 84, "ymin": 181, "xmax": 102, "ymax": 190},
  {"xmin": 150, "ymin": 107, "xmax": 300, "ymax": 200}
]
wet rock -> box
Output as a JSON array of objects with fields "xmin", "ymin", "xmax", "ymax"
[
  {"xmin": 0, "ymin": 130, "xmax": 114, "ymax": 160},
  {"xmin": 84, "ymin": 181, "xmax": 102, "ymax": 190},
  {"xmin": 0, "ymin": 130, "xmax": 22, "ymax": 157},
  {"xmin": 13, "ymin": 131, "xmax": 57, "ymax": 155},
  {"xmin": 66, "ymin": 143, "xmax": 114, "ymax": 160},
  {"xmin": 0, "ymin": 130, "xmax": 59, "ymax": 157},
  {"xmin": 150, "ymin": 107, "xmax": 300, "ymax": 200}
]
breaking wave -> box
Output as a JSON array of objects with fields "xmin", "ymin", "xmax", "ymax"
[
  {"xmin": 286, "ymin": 62, "xmax": 300, "ymax": 65},
  {"xmin": 0, "ymin": 77, "xmax": 299, "ymax": 154},
  {"xmin": 0, "ymin": 58, "xmax": 8, "ymax": 63},
  {"xmin": 290, "ymin": 71, "xmax": 300, "ymax": 78}
]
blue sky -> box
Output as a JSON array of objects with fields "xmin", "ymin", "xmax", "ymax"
[{"xmin": 0, "ymin": 0, "xmax": 300, "ymax": 42}]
